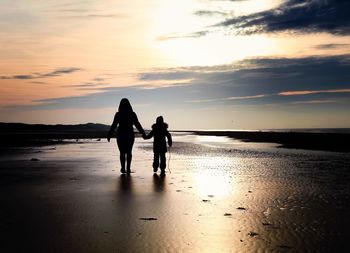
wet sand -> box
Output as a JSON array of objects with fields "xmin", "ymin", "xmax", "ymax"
[{"xmin": 1, "ymin": 133, "xmax": 350, "ymax": 252}]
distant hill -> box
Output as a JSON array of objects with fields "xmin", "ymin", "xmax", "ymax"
[
  {"xmin": 0, "ymin": 122, "xmax": 111, "ymax": 146},
  {"xmin": 0, "ymin": 122, "xmax": 110, "ymax": 133}
]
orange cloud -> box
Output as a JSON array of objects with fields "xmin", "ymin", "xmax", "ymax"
[
  {"xmin": 289, "ymin": 100, "xmax": 336, "ymax": 105},
  {"xmin": 279, "ymin": 89, "xmax": 350, "ymax": 96},
  {"xmin": 224, "ymin": 94, "xmax": 267, "ymax": 100}
]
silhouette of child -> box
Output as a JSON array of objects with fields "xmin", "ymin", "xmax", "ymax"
[{"xmin": 144, "ymin": 116, "xmax": 172, "ymax": 175}]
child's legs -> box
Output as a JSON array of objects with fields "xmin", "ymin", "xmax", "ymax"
[
  {"xmin": 153, "ymin": 152, "xmax": 160, "ymax": 169},
  {"xmin": 160, "ymin": 152, "xmax": 166, "ymax": 170}
]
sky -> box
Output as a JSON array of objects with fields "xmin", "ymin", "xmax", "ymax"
[{"xmin": 0, "ymin": 0, "xmax": 350, "ymax": 130}]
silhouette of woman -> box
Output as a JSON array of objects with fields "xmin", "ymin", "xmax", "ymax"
[{"xmin": 107, "ymin": 98, "xmax": 146, "ymax": 174}]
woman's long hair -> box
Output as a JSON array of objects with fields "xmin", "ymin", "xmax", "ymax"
[{"xmin": 118, "ymin": 98, "xmax": 133, "ymax": 114}]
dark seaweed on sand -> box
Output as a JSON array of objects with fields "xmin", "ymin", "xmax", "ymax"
[{"xmin": 139, "ymin": 218, "xmax": 158, "ymax": 221}]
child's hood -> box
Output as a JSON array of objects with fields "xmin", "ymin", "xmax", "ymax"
[{"xmin": 152, "ymin": 122, "xmax": 168, "ymax": 131}]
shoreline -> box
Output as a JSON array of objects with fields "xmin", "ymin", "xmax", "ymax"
[
  {"xmin": 1, "ymin": 121, "xmax": 349, "ymax": 152},
  {"xmin": 1, "ymin": 130, "xmax": 349, "ymax": 152},
  {"xmin": 192, "ymin": 130, "xmax": 350, "ymax": 152}
]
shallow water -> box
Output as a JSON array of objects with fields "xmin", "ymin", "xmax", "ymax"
[{"xmin": 1, "ymin": 133, "xmax": 350, "ymax": 252}]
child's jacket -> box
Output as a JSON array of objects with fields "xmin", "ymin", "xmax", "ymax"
[{"xmin": 146, "ymin": 122, "xmax": 172, "ymax": 153}]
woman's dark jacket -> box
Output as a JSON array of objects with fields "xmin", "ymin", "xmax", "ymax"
[{"xmin": 108, "ymin": 111, "xmax": 145, "ymax": 139}]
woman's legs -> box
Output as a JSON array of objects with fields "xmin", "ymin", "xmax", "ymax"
[
  {"xmin": 119, "ymin": 152, "xmax": 126, "ymax": 172},
  {"xmin": 118, "ymin": 136, "xmax": 134, "ymax": 173},
  {"xmin": 126, "ymin": 151, "xmax": 132, "ymax": 173}
]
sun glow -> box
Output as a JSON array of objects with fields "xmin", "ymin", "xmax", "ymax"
[
  {"xmin": 148, "ymin": 0, "xmax": 277, "ymax": 66},
  {"xmin": 155, "ymin": 33, "xmax": 276, "ymax": 66}
]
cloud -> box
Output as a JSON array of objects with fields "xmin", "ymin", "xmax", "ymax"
[
  {"xmin": 7, "ymin": 54, "xmax": 350, "ymax": 111},
  {"xmin": 279, "ymin": 89, "xmax": 350, "ymax": 96},
  {"xmin": 69, "ymin": 82, "xmax": 110, "ymax": 89},
  {"xmin": 204, "ymin": 0, "xmax": 244, "ymax": 1},
  {"xmin": 40, "ymin": 67, "xmax": 81, "ymax": 77},
  {"xmin": 57, "ymin": 8, "xmax": 90, "ymax": 13},
  {"xmin": 92, "ymin": 77, "xmax": 105, "ymax": 82},
  {"xmin": 193, "ymin": 10, "xmax": 228, "ymax": 17},
  {"xmin": 62, "ymin": 14, "xmax": 124, "ymax": 19},
  {"xmin": 188, "ymin": 98, "xmax": 218, "ymax": 103},
  {"xmin": 189, "ymin": 94, "xmax": 267, "ymax": 103},
  {"xmin": 314, "ymin": 43, "xmax": 350, "ymax": 50},
  {"xmin": 131, "ymin": 54, "xmax": 350, "ymax": 106},
  {"xmin": 215, "ymin": 0, "xmax": 350, "ymax": 35},
  {"xmin": 0, "ymin": 67, "xmax": 81, "ymax": 80},
  {"xmin": 51, "ymin": 1, "xmax": 93, "ymax": 9},
  {"xmin": 11, "ymin": 75, "xmax": 33, "ymax": 80},
  {"xmin": 30, "ymin": 81, "xmax": 48, "ymax": 85},
  {"xmin": 138, "ymin": 71, "xmax": 196, "ymax": 81},
  {"xmin": 156, "ymin": 31, "xmax": 209, "ymax": 41},
  {"xmin": 52, "ymin": 2, "xmax": 124, "ymax": 19},
  {"xmin": 289, "ymin": 99, "xmax": 336, "ymax": 105},
  {"xmin": 179, "ymin": 0, "xmax": 350, "ymax": 39},
  {"xmin": 223, "ymin": 94, "xmax": 267, "ymax": 100},
  {"xmin": 135, "ymin": 55, "xmax": 350, "ymax": 92},
  {"xmin": 67, "ymin": 76, "xmax": 112, "ymax": 89}
]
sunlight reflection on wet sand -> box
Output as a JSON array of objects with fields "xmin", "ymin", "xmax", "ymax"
[{"xmin": 192, "ymin": 156, "xmax": 234, "ymax": 198}]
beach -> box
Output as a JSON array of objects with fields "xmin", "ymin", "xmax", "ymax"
[{"xmin": 1, "ymin": 133, "xmax": 350, "ymax": 252}]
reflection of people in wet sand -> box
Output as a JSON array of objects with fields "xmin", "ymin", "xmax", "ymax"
[
  {"xmin": 119, "ymin": 174, "xmax": 133, "ymax": 193},
  {"xmin": 107, "ymin": 98, "xmax": 146, "ymax": 174},
  {"xmin": 153, "ymin": 174, "xmax": 166, "ymax": 192},
  {"xmin": 144, "ymin": 116, "xmax": 172, "ymax": 175}
]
